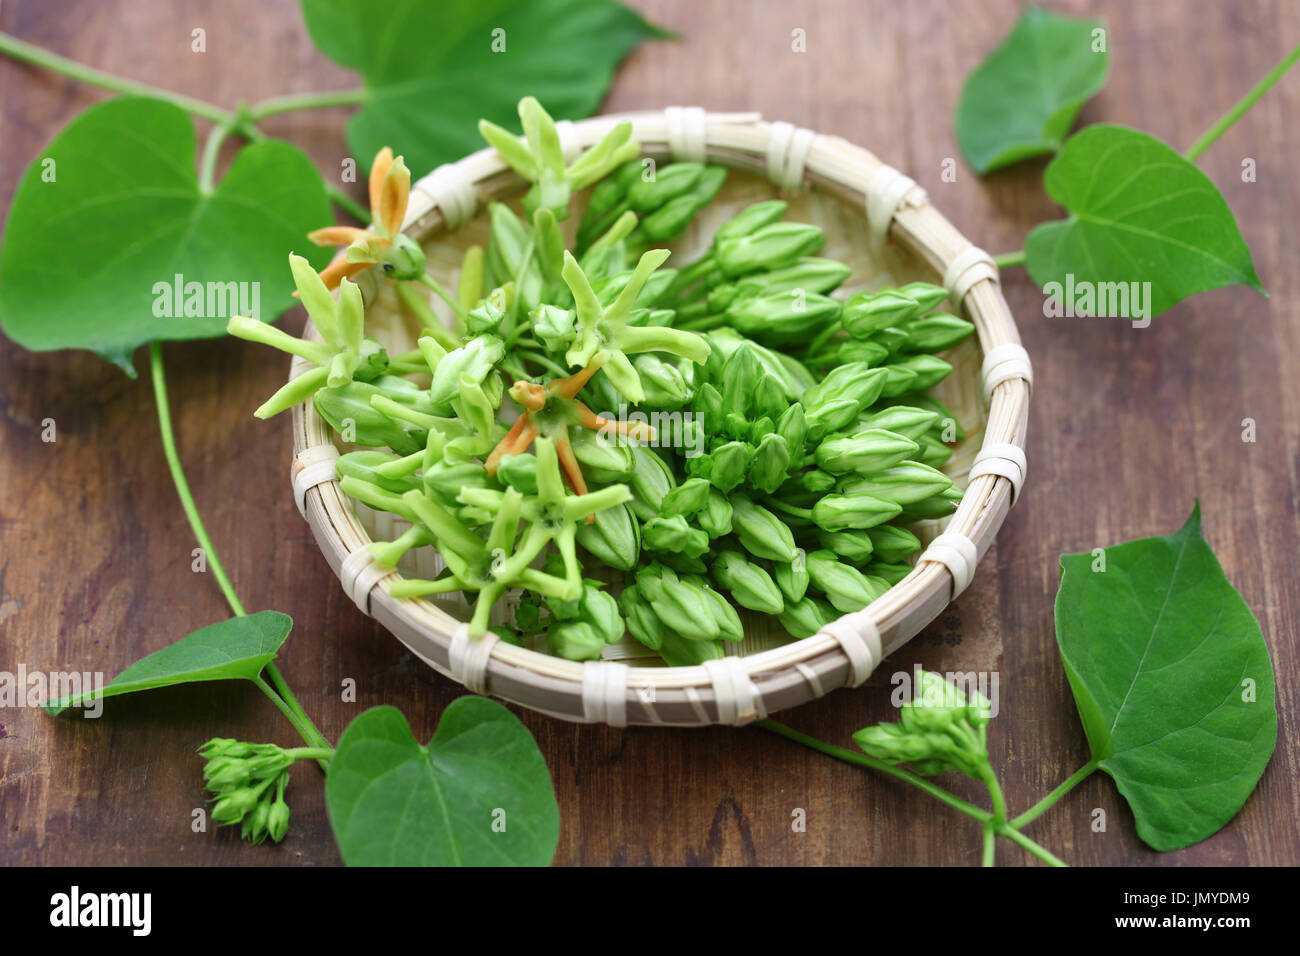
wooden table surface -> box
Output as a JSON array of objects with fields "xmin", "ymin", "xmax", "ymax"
[{"xmin": 1, "ymin": 0, "xmax": 1296, "ymax": 867}]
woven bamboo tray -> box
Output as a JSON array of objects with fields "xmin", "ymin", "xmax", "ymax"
[{"xmin": 287, "ymin": 107, "xmax": 1031, "ymax": 727}]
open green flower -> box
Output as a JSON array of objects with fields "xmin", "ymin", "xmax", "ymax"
[
  {"xmin": 560, "ymin": 249, "xmax": 709, "ymax": 403},
  {"xmin": 479, "ymin": 96, "xmax": 640, "ymax": 216},
  {"xmin": 228, "ymin": 253, "xmax": 385, "ymax": 418}
]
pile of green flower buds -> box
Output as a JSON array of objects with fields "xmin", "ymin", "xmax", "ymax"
[{"xmin": 233, "ymin": 96, "xmax": 974, "ymax": 666}]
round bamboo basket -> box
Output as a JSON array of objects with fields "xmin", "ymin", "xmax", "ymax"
[{"xmin": 287, "ymin": 107, "xmax": 1031, "ymax": 726}]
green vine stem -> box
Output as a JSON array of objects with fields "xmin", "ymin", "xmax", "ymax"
[
  {"xmin": 997, "ymin": 822, "xmax": 1068, "ymax": 867},
  {"xmin": 756, "ymin": 719, "xmax": 992, "ymax": 823},
  {"xmin": 149, "ymin": 343, "xmax": 331, "ymax": 761},
  {"xmin": 982, "ymin": 821, "xmax": 996, "ymax": 867},
  {"xmin": 1184, "ymin": 41, "xmax": 1300, "ymax": 161},
  {"xmin": 992, "ymin": 250, "xmax": 1026, "ymax": 270},
  {"xmin": 1010, "ymin": 760, "xmax": 1098, "ymax": 829},
  {"xmin": 249, "ymin": 87, "xmax": 369, "ymax": 120}
]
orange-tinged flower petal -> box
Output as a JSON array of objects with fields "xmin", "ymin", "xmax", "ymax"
[
  {"xmin": 368, "ymin": 147, "xmax": 394, "ymax": 220},
  {"xmin": 554, "ymin": 434, "xmax": 590, "ymax": 501},
  {"xmin": 553, "ymin": 357, "xmax": 604, "ymax": 399},
  {"xmin": 378, "ymin": 156, "xmax": 411, "ymax": 239},
  {"xmin": 308, "ymin": 225, "xmax": 367, "ymax": 247},
  {"xmin": 485, "ymin": 414, "xmax": 536, "ymax": 474},
  {"xmin": 313, "ymin": 253, "xmax": 371, "ymax": 292}
]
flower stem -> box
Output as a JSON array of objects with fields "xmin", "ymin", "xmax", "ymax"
[
  {"xmin": 993, "ymin": 250, "xmax": 1026, "ymax": 270},
  {"xmin": 0, "ymin": 30, "xmax": 234, "ymax": 125},
  {"xmin": 149, "ymin": 343, "xmax": 329, "ymax": 761},
  {"xmin": 1184, "ymin": 41, "xmax": 1300, "ymax": 162},
  {"xmin": 198, "ymin": 122, "xmax": 234, "ymax": 194},
  {"xmin": 248, "ymin": 87, "xmax": 369, "ymax": 120},
  {"xmin": 997, "ymin": 822, "xmax": 1069, "ymax": 867},
  {"xmin": 982, "ymin": 821, "xmax": 996, "ymax": 867},
  {"xmin": 755, "ymin": 719, "xmax": 993, "ymax": 823},
  {"xmin": 326, "ymin": 185, "xmax": 372, "ymax": 224},
  {"xmin": 1010, "ymin": 760, "xmax": 1099, "ymax": 829}
]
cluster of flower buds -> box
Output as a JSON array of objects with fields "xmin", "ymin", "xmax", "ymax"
[
  {"xmin": 198, "ymin": 738, "xmax": 293, "ymax": 845},
  {"xmin": 852, "ymin": 670, "xmax": 993, "ymax": 779}
]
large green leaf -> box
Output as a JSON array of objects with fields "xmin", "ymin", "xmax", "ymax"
[
  {"xmin": 1055, "ymin": 504, "xmax": 1276, "ymax": 851},
  {"xmin": 299, "ymin": 0, "xmax": 667, "ymax": 176},
  {"xmin": 1026, "ymin": 125, "xmax": 1265, "ymax": 318},
  {"xmin": 45, "ymin": 611, "xmax": 292, "ymax": 714},
  {"xmin": 0, "ymin": 97, "xmax": 331, "ymax": 373},
  {"xmin": 325, "ymin": 700, "xmax": 560, "ymax": 866},
  {"xmin": 956, "ymin": 7, "xmax": 1108, "ymax": 174}
]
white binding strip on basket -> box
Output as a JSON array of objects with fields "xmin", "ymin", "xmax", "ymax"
[
  {"xmin": 865, "ymin": 164, "xmax": 924, "ymax": 237},
  {"xmin": 703, "ymin": 658, "xmax": 766, "ymax": 725},
  {"xmin": 765, "ymin": 121, "xmax": 816, "ymax": 191},
  {"xmin": 448, "ymin": 622, "xmax": 498, "ymax": 695},
  {"xmin": 293, "ymin": 444, "xmax": 340, "ymax": 516},
  {"xmin": 581, "ymin": 661, "xmax": 629, "ymax": 726},
  {"xmin": 340, "ymin": 546, "xmax": 391, "ymax": 614},
  {"xmin": 981, "ymin": 343, "xmax": 1034, "ymax": 400},
  {"xmin": 817, "ymin": 609, "xmax": 883, "ymax": 687},
  {"xmin": 920, "ymin": 532, "xmax": 979, "ymax": 600},
  {"xmin": 943, "ymin": 246, "xmax": 999, "ymax": 303},
  {"xmin": 418, "ymin": 163, "xmax": 479, "ymax": 229},
  {"xmin": 664, "ymin": 106, "xmax": 708, "ymax": 162},
  {"xmin": 970, "ymin": 442, "xmax": 1028, "ymax": 505}
]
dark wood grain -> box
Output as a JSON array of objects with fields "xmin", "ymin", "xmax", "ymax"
[{"xmin": 1, "ymin": 0, "xmax": 1296, "ymax": 867}]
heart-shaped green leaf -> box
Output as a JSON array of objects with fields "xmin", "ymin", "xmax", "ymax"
[
  {"xmin": 0, "ymin": 97, "xmax": 331, "ymax": 373},
  {"xmin": 1055, "ymin": 504, "xmax": 1276, "ymax": 851},
  {"xmin": 45, "ymin": 611, "xmax": 292, "ymax": 714},
  {"xmin": 1026, "ymin": 125, "xmax": 1265, "ymax": 318},
  {"xmin": 325, "ymin": 699, "xmax": 560, "ymax": 866},
  {"xmin": 299, "ymin": 0, "xmax": 667, "ymax": 176},
  {"xmin": 956, "ymin": 7, "xmax": 1109, "ymax": 173}
]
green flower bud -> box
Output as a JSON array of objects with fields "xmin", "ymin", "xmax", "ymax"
[
  {"xmin": 716, "ymin": 222, "xmax": 826, "ymax": 277},
  {"xmin": 781, "ymin": 469, "xmax": 836, "ymax": 495},
  {"xmin": 812, "ymin": 493, "xmax": 903, "ymax": 531},
  {"xmin": 620, "ymin": 583, "xmax": 664, "ymax": 651},
  {"xmin": 731, "ymin": 492, "xmax": 798, "ymax": 561},
  {"xmin": 429, "ymin": 335, "xmax": 505, "ymax": 409},
  {"xmin": 752, "ymin": 376, "xmax": 790, "ymax": 422},
  {"xmin": 575, "ymin": 501, "xmax": 640, "ymax": 570},
  {"xmin": 465, "ymin": 298, "xmax": 507, "ymax": 336},
  {"xmin": 266, "ymin": 797, "xmax": 290, "ymax": 844},
  {"xmin": 815, "ymin": 428, "xmax": 919, "ymax": 475},
  {"xmin": 898, "ymin": 281, "xmax": 949, "ymax": 313},
  {"xmin": 694, "ymin": 381, "xmax": 724, "ymax": 435},
  {"xmin": 595, "ymin": 266, "xmax": 679, "ymax": 310},
  {"xmin": 735, "ymin": 257, "xmax": 853, "ymax": 298},
  {"xmin": 803, "ymin": 398, "xmax": 861, "ymax": 443},
  {"xmin": 900, "ymin": 313, "xmax": 975, "ymax": 352},
  {"xmin": 660, "ymin": 477, "xmax": 711, "ymax": 517},
  {"xmin": 636, "ymin": 193, "xmax": 705, "ymax": 243},
  {"xmin": 212, "ymin": 787, "xmax": 261, "ymax": 825},
  {"xmin": 634, "ymin": 353, "xmax": 695, "ymax": 410},
  {"xmin": 514, "ymin": 593, "xmax": 542, "ymax": 633},
  {"xmin": 335, "ymin": 451, "xmax": 420, "ymax": 496},
  {"xmin": 628, "ymin": 443, "xmax": 677, "ymax": 520},
  {"xmin": 314, "ymin": 382, "xmax": 427, "ymax": 455},
  {"xmin": 776, "ymin": 403, "xmax": 807, "ymax": 455},
  {"xmin": 708, "ymin": 441, "xmax": 752, "ymax": 493},
  {"xmin": 626, "ymin": 162, "xmax": 705, "ymax": 211},
  {"xmin": 778, "ymin": 595, "xmax": 838, "ymax": 639},
  {"xmin": 858, "ymin": 405, "xmax": 941, "ymax": 440},
  {"xmin": 842, "ymin": 288, "xmax": 923, "ymax": 338},
  {"xmin": 720, "ymin": 343, "xmax": 761, "ymax": 416},
  {"xmin": 915, "ymin": 434, "xmax": 954, "ymax": 468},
  {"xmin": 706, "ymin": 328, "xmax": 813, "ymax": 401},
  {"xmin": 625, "ymin": 307, "xmax": 676, "ymax": 328},
  {"xmin": 865, "ymin": 525, "xmax": 922, "ymax": 563},
  {"xmin": 725, "ymin": 290, "xmax": 841, "ymax": 345},
  {"xmin": 713, "ymin": 199, "xmax": 788, "ymax": 245},
  {"xmin": 773, "ymin": 556, "xmax": 810, "ymax": 604},
  {"xmin": 203, "ymin": 758, "xmax": 252, "ymax": 792},
  {"xmin": 643, "ymin": 515, "xmax": 710, "ymax": 558},
  {"xmin": 496, "ymin": 452, "xmax": 539, "ymax": 495},
  {"xmin": 802, "ymin": 363, "xmax": 888, "ymax": 411},
  {"xmin": 712, "ymin": 549, "xmax": 784, "ymax": 614},
  {"xmin": 839, "ymin": 462, "xmax": 953, "ymax": 505},
  {"xmin": 683, "ymin": 576, "xmax": 744, "ymax": 642},
  {"xmin": 835, "ymin": 338, "xmax": 891, "ymax": 366},
  {"xmin": 424, "ymin": 460, "xmax": 493, "ymax": 503},
  {"xmin": 897, "ymin": 493, "xmax": 959, "ymax": 521},
  {"xmin": 697, "ymin": 487, "xmax": 734, "ymax": 538},
  {"xmin": 577, "ymin": 584, "xmax": 624, "ymax": 644},
  {"xmin": 570, "ymin": 429, "xmax": 635, "ymax": 482},
  {"xmin": 748, "ymin": 433, "xmax": 791, "ymax": 494},
  {"xmin": 533, "ymin": 304, "xmax": 576, "ymax": 352},
  {"xmin": 658, "ymin": 630, "xmax": 726, "ymax": 667},
  {"xmin": 817, "ymin": 528, "xmax": 875, "ymax": 564},
  {"xmin": 547, "ymin": 620, "xmax": 606, "ymax": 661},
  {"xmin": 865, "ymin": 561, "xmax": 912, "ymax": 586},
  {"xmin": 877, "ymin": 363, "xmax": 919, "ymax": 398},
  {"xmin": 891, "ymin": 354, "xmax": 952, "ymax": 390},
  {"xmin": 242, "ymin": 798, "xmax": 272, "ymax": 844},
  {"xmin": 806, "ymin": 549, "xmax": 886, "ymax": 612},
  {"xmin": 486, "ymin": 203, "xmax": 544, "ymax": 309},
  {"xmin": 881, "ymin": 394, "xmax": 965, "ymax": 442},
  {"xmin": 639, "ymin": 563, "xmax": 720, "ymax": 641}
]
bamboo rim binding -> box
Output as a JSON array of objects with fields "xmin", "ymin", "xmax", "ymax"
[{"xmin": 288, "ymin": 107, "xmax": 1032, "ymax": 727}]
